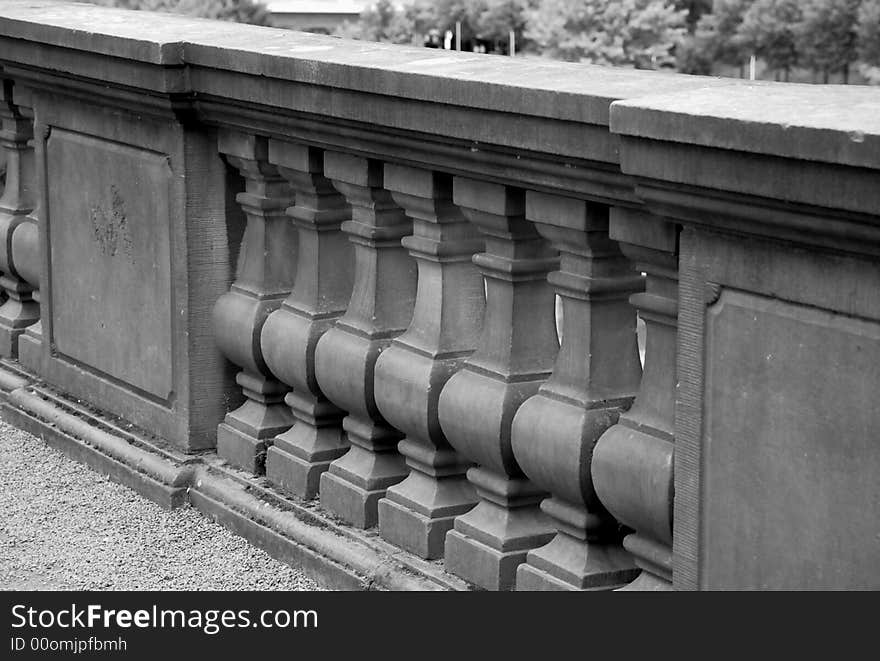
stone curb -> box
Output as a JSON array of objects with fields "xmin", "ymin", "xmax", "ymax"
[{"xmin": 0, "ymin": 363, "xmax": 470, "ymax": 591}]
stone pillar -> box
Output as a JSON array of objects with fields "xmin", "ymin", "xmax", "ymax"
[
  {"xmin": 512, "ymin": 193, "xmax": 644, "ymax": 590},
  {"xmin": 438, "ymin": 179, "xmax": 558, "ymax": 590},
  {"xmin": 315, "ymin": 153, "xmax": 416, "ymax": 528},
  {"xmin": 261, "ymin": 142, "xmax": 353, "ymax": 499},
  {"xmin": 591, "ymin": 208, "xmax": 678, "ymax": 590},
  {"xmin": 213, "ymin": 130, "xmax": 297, "ymax": 474},
  {"xmin": 376, "ymin": 165, "xmax": 485, "ymax": 560},
  {"xmin": 0, "ymin": 81, "xmax": 38, "ymax": 356}
]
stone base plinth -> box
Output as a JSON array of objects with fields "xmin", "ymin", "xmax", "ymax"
[
  {"xmin": 0, "ymin": 324, "xmax": 26, "ymax": 359},
  {"xmin": 217, "ymin": 423, "xmax": 269, "ymax": 475},
  {"xmin": 514, "ymin": 533, "xmax": 638, "ymax": 591},
  {"xmin": 319, "ymin": 470, "xmax": 385, "ymax": 529},
  {"xmin": 265, "ymin": 444, "xmax": 329, "ymax": 501},
  {"xmin": 515, "ymin": 562, "xmax": 582, "ymax": 591},
  {"xmin": 17, "ymin": 326, "xmax": 42, "ymax": 374},
  {"xmin": 378, "ymin": 497, "xmax": 456, "ymax": 560},
  {"xmin": 445, "ymin": 529, "xmax": 529, "ymax": 591}
]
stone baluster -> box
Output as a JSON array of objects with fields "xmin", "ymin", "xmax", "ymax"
[
  {"xmin": 438, "ymin": 179, "xmax": 559, "ymax": 590},
  {"xmin": 15, "ymin": 100, "xmax": 44, "ymax": 371},
  {"xmin": 375, "ymin": 165, "xmax": 485, "ymax": 560},
  {"xmin": 512, "ymin": 193, "xmax": 644, "ymax": 590},
  {"xmin": 260, "ymin": 142, "xmax": 354, "ymax": 499},
  {"xmin": 315, "ymin": 153, "xmax": 416, "ymax": 528},
  {"xmin": 0, "ymin": 81, "xmax": 38, "ymax": 356},
  {"xmin": 591, "ymin": 208, "xmax": 678, "ymax": 590},
  {"xmin": 213, "ymin": 130, "xmax": 297, "ymax": 474}
]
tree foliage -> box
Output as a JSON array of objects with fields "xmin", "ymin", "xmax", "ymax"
[
  {"xmin": 675, "ymin": 0, "xmax": 713, "ymax": 32},
  {"xmin": 86, "ymin": 0, "xmax": 272, "ymax": 25},
  {"xmin": 475, "ymin": 0, "xmax": 537, "ymax": 53},
  {"xmin": 87, "ymin": 0, "xmax": 880, "ymax": 84},
  {"xmin": 524, "ymin": 0, "xmax": 687, "ymax": 68},
  {"xmin": 857, "ymin": 0, "xmax": 880, "ymax": 82},
  {"xmin": 335, "ymin": 0, "xmax": 419, "ymax": 43},
  {"xmin": 738, "ymin": 0, "xmax": 801, "ymax": 77},
  {"xmin": 857, "ymin": 0, "xmax": 880, "ymax": 63},
  {"xmin": 795, "ymin": 0, "xmax": 860, "ymax": 81}
]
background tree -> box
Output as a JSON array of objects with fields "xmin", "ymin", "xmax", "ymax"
[
  {"xmin": 474, "ymin": 0, "xmax": 537, "ymax": 54},
  {"xmin": 795, "ymin": 0, "xmax": 861, "ymax": 83},
  {"xmin": 86, "ymin": 0, "xmax": 272, "ymax": 25},
  {"xmin": 857, "ymin": 0, "xmax": 880, "ymax": 83},
  {"xmin": 675, "ymin": 0, "xmax": 713, "ymax": 32},
  {"xmin": 335, "ymin": 0, "xmax": 419, "ymax": 43},
  {"xmin": 680, "ymin": 0, "xmax": 752, "ymax": 75},
  {"xmin": 525, "ymin": 0, "xmax": 686, "ymax": 67},
  {"xmin": 737, "ymin": 0, "xmax": 801, "ymax": 80}
]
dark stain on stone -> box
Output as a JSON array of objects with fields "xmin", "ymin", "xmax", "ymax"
[{"xmin": 91, "ymin": 185, "xmax": 133, "ymax": 262}]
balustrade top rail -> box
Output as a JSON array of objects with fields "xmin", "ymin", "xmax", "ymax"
[{"xmin": 3, "ymin": 1, "xmax": 877, "ymax": 197}]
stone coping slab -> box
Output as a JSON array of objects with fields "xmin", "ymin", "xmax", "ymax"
[
  {"xmin": 611, "ymin": 83, "xmax": 880, "ymax": 170},
  {"xmin": 0, "ymin": 0, "xmax": 730, "ymax": 127}
]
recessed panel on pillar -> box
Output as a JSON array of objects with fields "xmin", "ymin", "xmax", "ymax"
[
  {"xmin": 702, "ymin": 290, "xmax": 880, "ymax": 590},
  {"xmin": 48, "ymin": 129, "xmax": 173, "ymax": 401},
  {"xmin": 29, "ymin": 90, "xmax": 233, "ymax": 453}
]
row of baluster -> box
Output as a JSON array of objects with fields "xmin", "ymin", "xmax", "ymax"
[
  {"xmin": 210, "ymin": 130, "xmax": 679, "ymax": 591},
  {"xmin": 0, "ymin": 94, "xmax": 676, "ymax": 590}
]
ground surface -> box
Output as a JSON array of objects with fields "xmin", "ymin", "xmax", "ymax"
[{"xmin": 0, "ymin": 420, "xmax": 322, "ymax": 590}]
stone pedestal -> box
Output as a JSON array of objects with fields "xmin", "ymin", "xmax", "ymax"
[
  {"xmin": 438, "ymin": 179, "xmax": 558, "ymax": 590},
  {"xmin": 214, "ymin": 130, "xmax": 297, "ymax": 474},
  {"xmin": 11, "ymin": 85, "xmax": 236, "ymax": 451},
  {"xmin": 512, "ymin": 193, "xmax": 644, "ymax": 590},
  {"xmin": 591, "ymin": 208, "xmax": 678, "ymax": 590},
  {"xmin": 315, "ymin": 153, "xmax": 416, "ymax": 528},
  {"xmin": 0, "ymin": 82, "xmax": 38, "ymax": 357},
  {"xmin": 261, "ymin": 142, "xmax": 353, "ymax": 499},
  {"xmin": 375, "ymin": 165, "xmax": 485, "ymax": 560}
]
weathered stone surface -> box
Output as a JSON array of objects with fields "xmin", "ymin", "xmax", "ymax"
[
  {"xmin": 439, "ymin": 179, "xmax": 557, "ymax": 590},
  {"xmin": 50, "ymin": 131, "xmax": 172, "ymax": 398},
  {"xmin": 612, "ymin": 86, "xmax": 880, "ymax": 590},
  {"xmin": 262, "ymin": 142, "xmax": 353, "ymax": 500},
  {"xmin": 17, "ymin": 87, "xmax": 234, "ymax": 452},
  {"xmin": 214, "ymin": 130, "xmax": 297, "ymax": 473},
  {"xmin": 612, "ymin": 83, "xmax": 880, "ymax": 170},
  {"xmin": 376, "ymin": 165, "xmax": 484, "ymax": 560},
  {"xmin": 315, "ymin": 153, "xmax": 415, "ymax": 529},
  {"xmin": 2, "ymin": 0, "xmax": 879, "ymax": 591},
  {"xmin": 512, "ymin": 193, "xmax": 643, "ymax": 591},
  {"xmin": 0, "ymin": 80, "xmax": 37, "ymax": 358},
  {"xmin": 592, "ymin": 208, "xmax": 678, "ymax": 591},
  {"xmin": 14, "ymin": 93, "xmax": 43, "ymax": 377}
]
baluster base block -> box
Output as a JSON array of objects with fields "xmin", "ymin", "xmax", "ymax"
[
  {"xmin": 515, "ymin": 532, "xmax": 638, "ymax": 591},
  {"xmin": 0, "ymin": 324, "xmax": 27, "ymax": 359},
  {"xmin": 319, "ymin": 418, "xmax": 409, "ymax": 528},
  {"xmin": 443, "ymin": 470, "xmax": 554, "ymax": 590},
  {"xmin": 617, "ymin": 533, "xmax": 673, "ymax": 591},
  {"xmin": 617, "ymin": 573, "xmax": 673, "ymax": 591},
  {"xmin": 379, "ymin": 469, "xmax": 477, "ymax": 559},
  {"xmin": 377, "ymin": 498, "xmax": 458, "ymax": 560},
  {"xmin": 444, "ymin": 531, "xmax": 527, "ymax": 592},
  {"xmin": 319, "ymin": 472, "xmax": 388, "ymax": 529},
  {"xmin": 266, "ymin": 442, "xmax": 344, "ymax": 501},
  {"xmin": 217, "ymin": 423, "xmax": 273, "ymax": 475},
  {"xmin": 16, "ymin": 321, "xmax": 42, "ymax": 374}
]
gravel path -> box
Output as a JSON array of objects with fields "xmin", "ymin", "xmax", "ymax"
[{"xmin": 0, "ymin": 420, "xmax": 323, "ymax": 590}]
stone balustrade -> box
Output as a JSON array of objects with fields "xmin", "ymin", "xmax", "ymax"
[{"xmin": 0, "ymin": 0, "xmax": 877, "ymax": 590}]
